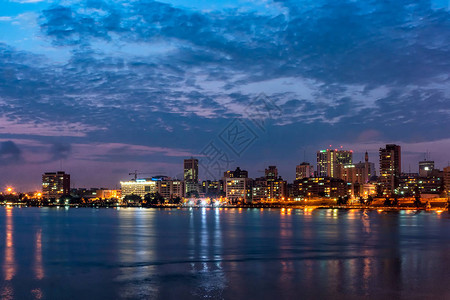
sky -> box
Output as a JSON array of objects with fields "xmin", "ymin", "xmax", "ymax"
[{"xmin": 1, "ymin": 0, "xmax": 450, "ymax": 191}]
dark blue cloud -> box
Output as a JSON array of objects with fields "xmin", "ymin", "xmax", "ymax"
[
  {"xmin": 0, "ymin": 141, "xmax": 22, "ymax": 165},
  {"xmin": 0, "ymin": 0, "xmax": 450, "ymax": 188}
]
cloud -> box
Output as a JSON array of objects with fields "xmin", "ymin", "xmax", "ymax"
[
  {"xmin": 50, "ymin": 142, "xmax": 72, "ymax": 160},
  {"xmin": 0, "ymin": 117, "xmax": 104, "ymax": 137},
  {"xmin": 72, "ymin": 142, "xmax": 196, "ymax": 161},
  {"xmin": 11, "ymin": 0, "xmax": 47, "ymax": 3},
  {"xmin": 7, "ymin": 1, "xmax": 450, "ymax": 137},
  {"xmin": 0, "ymin": 141, "xmax": 22, "ymax": 165},
  {"xmin": 0, "ymin": 0, "xmax": 450, "ymax": 188}
]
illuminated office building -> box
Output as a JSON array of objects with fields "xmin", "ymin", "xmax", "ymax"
[
  {"xmin": 296, "ymin": 162, "xmax": 314, "ymax": 180},
  {"xmin": 42, "ymin": 171, "xmax": 70, "ymax": 199},
  {"xmin": 224, "ymin": 167, "xmax": 251, "ymax": 203},
  {"xmin": 120, "ymin": 179, "xmax": 157, "ymax": 198},
  {"xmin": 317, "ymin": 149, "xmax": 353, "ymax": 178},
  {"xmin": 292, "ymin": 177, "xmax": 347, "ymax": 198},
  {"xmin": 184, "ymin": 158, "xmax": 199, "ymax": 195},
  {"xmin": 184, "ymin": 158, "xmax": 198, "ymax": 182},
  {"xmin": 157, "ymin": 179, "xmax": 184, "ymax": 200},
  {"xmin": 379, "ymin": 144, "xmax": 401, "ymax": 195},
  {"xmin": 444, "ymin": 166, "xmax": 450, "ymax": 194}
]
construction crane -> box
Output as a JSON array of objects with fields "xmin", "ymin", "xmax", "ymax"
[
  {"xmin": 128, "ymin": 170, "xmax": 168, "ymax": 181},
  {"xmin": 129, "ymin": 170, "xmax": 152, "ymax": 181}
]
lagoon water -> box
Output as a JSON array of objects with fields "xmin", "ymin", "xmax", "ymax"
[{"xmin": 0, "ymin": 207, "xmax": 449, "ymax": 299}]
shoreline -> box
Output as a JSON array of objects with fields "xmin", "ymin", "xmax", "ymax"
[{"xmin": 0, "ymin": 203, "xmax": 448, "ymax": 212}]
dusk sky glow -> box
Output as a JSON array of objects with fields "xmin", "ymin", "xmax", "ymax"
[{"xmin": 1, "ymin": 0, "xmax": 450, "ymax": 191}]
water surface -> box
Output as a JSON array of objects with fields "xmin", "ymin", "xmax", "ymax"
[{"xmin": 0, "ymin": 207, "xmax": 449, "ymax": 299}]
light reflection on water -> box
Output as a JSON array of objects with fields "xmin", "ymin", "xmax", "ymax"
[
  {"xmin": 0, "ymin": 207, "xmax": 449, "ymax": 299},
  {"xmin": 3, "ymin": 208, "xmax": 15, "ymax": 281}
]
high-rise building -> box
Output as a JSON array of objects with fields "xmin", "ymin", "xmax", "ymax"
[
  {"xmin": 354, "ymin": 151, "xmax": 376, "ymax": 183},
  {"xmin": 398, "ymin": 171, "xmax": 444, "ymax": 196},
  {"xmin": 252, "ymin": 166, "xmax": 286, "ymax": 202},
  {"xmin": 224, "ymin": 167, "xmax": 251, "ymax": 203},
  {"xmin": 201, "ymin": 180, "xmax": 224, "ymax": 197},
  {"xmin": 265, "ymin": 166, "xmax": 278, "ymax": 181},
  {"xmin": 292, "ymin": 177, "xmax": 347, "ymax": 198},
  {"xmin": 184, "ymin": 158, "xmax": 198, "ymax": 182},
  {"xmin": 42, "ymin": 171, "xmax": 70, "ymax": 199},
  {"xmin": 252, "ymin": 178, "xmax": 269, "ymax": 202},
  {"xmin": 317, "ymin": 150, "xmax": 328, "ymax": 177},
  {"xmin": 184, "ymin": 158, "xmax": 199, "ymax": 195},
  {"xmin": 224, "ymin": 167, "xmax": 248, "ymax": 178},
  {"xmin": 336, "ymin": 150, "xmax": 353, "ymax": 165},
  {"xmin": 296, "ymin": 162, "xmax": 314, "ymax": 180},
  {"xmin": 157, "ymin": 179, "xmax": 184, "ymax": 201},
  {"xmin": 225, "ymin": 178, "xmax": 249, "ymax": 203},
  {"xmin": 268, "ymin": 180, "xmax": 287, "ymax": 200},
  {"xmin": 419, "ymin": 160, "xmax": 435, "ymax": 177},
  {"xmin": 347, "ymin": 151, "xmax": 376, "ymax": 184},
  {"xmin": 379, "ymin": 144, "xmax": 401, "ymax": 195},
  {"xmin": 317, "ymin": 149, "xmax": 353, "ymax": 178},
  {"xmin": 443, "ymin": 166, "xmax": 450, "ymax": 195},
  {"xmin": 338, "ymin": 164, "xmax": 365, "ymax": 184}
]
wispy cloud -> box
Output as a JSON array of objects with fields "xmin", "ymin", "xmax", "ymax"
[
  {"xmin": 0, "ymin": 0, "xmax": 450, "ymax": 188},
  {"xmin": 0, "ymin": 117, "xmax": 104, "ymax": 137},
  {"xmin": 11, "ymin": 0, "xmax": 47, "ymax": 3}
]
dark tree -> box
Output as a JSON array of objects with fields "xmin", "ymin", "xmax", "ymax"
[
  {"xmin": 186, "ymin": 190, "xmax": 199, "ymax": 198},
  {"xmin": 343, "ymin": 195, "xmax": 349, "ymax": 205},
  {"xmin": 359, "ymin": 196, "xmax": 365, "ymax": 205},
  {"xmin": 392, "ymin": 198, "xmax": 399, "ymax": 206},
  {"xmin": 414, "ymin": 195, "xmax": 422, "ymax": 208},
  {"xmin": 124, "ymin": 194, "xmax": 142, "ymax": 204},
  {"xmin": 144, "ymin": 193, "xmax": 164, "ymax": 205}
]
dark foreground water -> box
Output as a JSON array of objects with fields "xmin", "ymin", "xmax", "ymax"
[{"xmin": 0, "ymin": 207, "xmax": 449, "ymax": 299}]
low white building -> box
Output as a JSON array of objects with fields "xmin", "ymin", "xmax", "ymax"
[{"xmin": 120, "ymin": 179, "xmax": 157, "ymax": 198}]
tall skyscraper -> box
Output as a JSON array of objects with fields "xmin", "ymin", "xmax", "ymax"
[
  {"xmin": 317, "ymin": 150, "xmax": 328, "ymax": 177},
  {"xmin": 317, "ymin": 149, "xmax": 353, "ymax": 178},
  {"xmin": 296, "ymin": 162, "xmax": 314, "ymax": 180},
  {"xmin": 42, "ymin": 171, "xmax": 70, "ymax": 199},
  {"xmin": 379, "ymin": 144, "xmax": 401, "ymax": 195},
  {"xmin": 364, "ymin": 151, "xmax": 369, "ymax": 183},
  {"xmin": 336, "ymin": 150, "xmax": 353, "ymax": 165},
  {"xmin": 184, "ymin": 158, "xmax": 199, "ymax": 182},
  {"xmin": 184, "ymin": 158, "xmax": 199, "ymax": 195}
]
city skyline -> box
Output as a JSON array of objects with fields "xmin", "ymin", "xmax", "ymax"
[
  {"xmin": 1, "ymin": 2, "xmax": 450, "ymax": 299},
  {"xmin": 2, "ymin": 143, "xmax": 450, "ymax": 193},
  {"xmin": 1, "ymin": 0, "xmax": 450, "ymax": 191}
]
